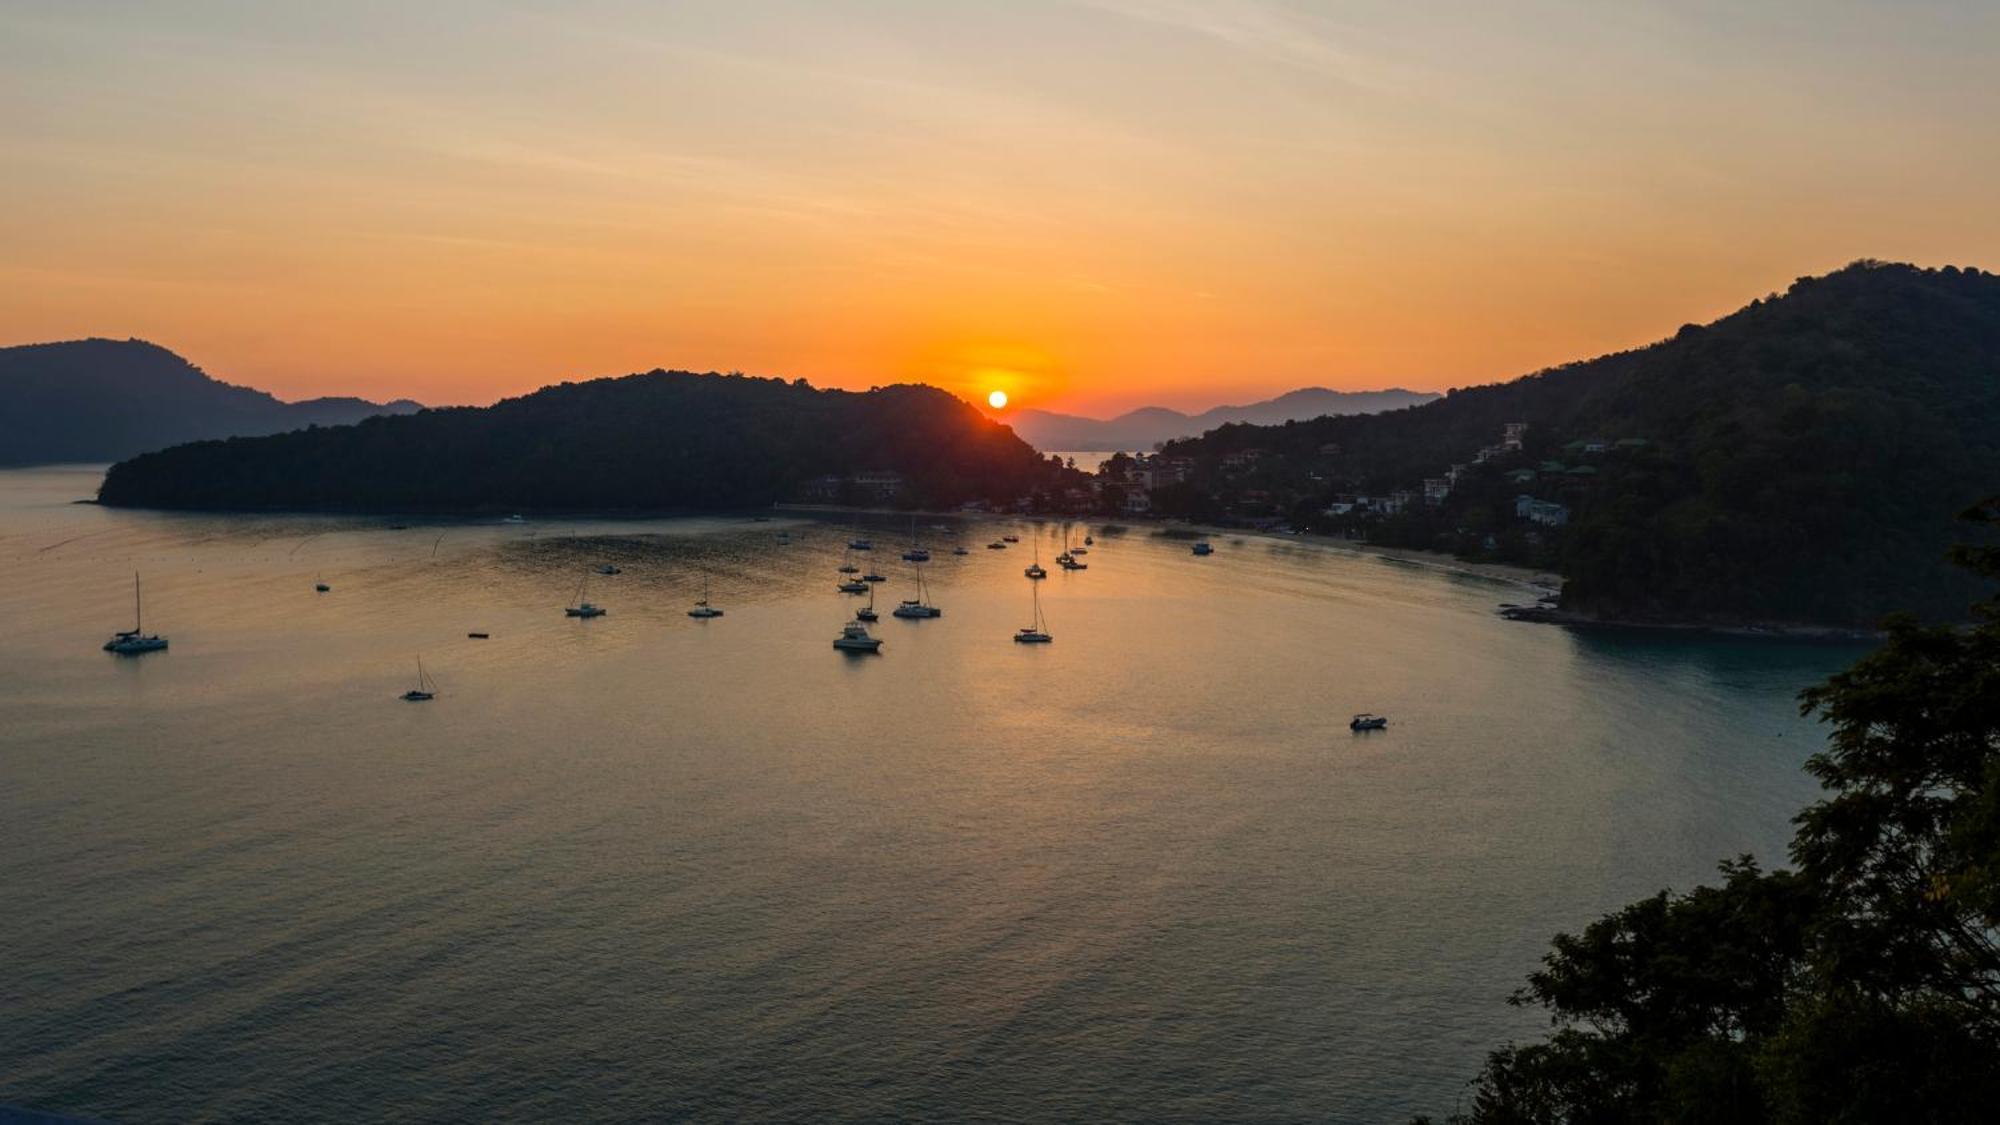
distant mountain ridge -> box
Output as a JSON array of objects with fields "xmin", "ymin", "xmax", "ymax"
[
  {"xmin": 1007, "ymin": 386, "xmax": 1439, "ymax": 451},
  {"xmin": 0, "ymin": 338, "xmax": 420, "ymax": 466}
]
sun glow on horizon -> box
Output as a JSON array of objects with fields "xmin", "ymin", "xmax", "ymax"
[{"xmin": 987, "ymin": 389, "xmax": 1008, "ymax": 410}]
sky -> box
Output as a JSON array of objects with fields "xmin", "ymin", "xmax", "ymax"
[{"xmin": 3, "ymin": 1, "xmax": 1997, "ymax": 417}]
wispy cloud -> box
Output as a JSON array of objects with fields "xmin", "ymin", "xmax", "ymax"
[{"xmin": 1077, "ymin": 0, "xmax": 1414, "ymax": 94}]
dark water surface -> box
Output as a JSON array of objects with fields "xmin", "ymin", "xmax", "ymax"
[{"xmin": 0, "ymin": 466, "xmax": 1862, "ymax": 1122}]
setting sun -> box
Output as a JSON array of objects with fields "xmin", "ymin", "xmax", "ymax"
[{"xmin": 987, "ymin": 390, "xmax": 1008, "ymax": 410}]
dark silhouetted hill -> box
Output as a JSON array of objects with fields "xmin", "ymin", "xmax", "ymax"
[
  {"xmin": 97, "ymin": 369, "xmax": 1067, "ymax": 513},
  {"xmin": 1160, "ymin": 261, "xmax": 2000, "ymax": 626},
  {"xmin": 0, "ymin": 338, "xmax": 419, "ymax": 465}
]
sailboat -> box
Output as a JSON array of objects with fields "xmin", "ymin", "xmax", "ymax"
[
  {"xmin": 565, "ymin": 573, "xmax": 607, "ymax": 617},
  {"xmin": 901, "ymin": 516, "xmax": 930, "ymax": 562},
  {"xmin": 688, "ymin": 574, "xmax": 724, "ymax": 618},
  {"xmin": 1014, "ymin": 581, "xmax": 1053, "ymax": 644},
  {"xmin": 1057, "ymin": 532, "xmax": 1088, "ymax": 570},
  {"xmin": 838, "ymin": 547, "xmax": 860, "ymax": 575},
  {"xmin": 401, "ymin": 657, "xmax": 437, "ymax": 701},
  {"xmin": 856, "ymin": 585, "xmax": 879, "ymax": 622},
  {"xmin": 892, "ymin": 561, "xmax": 943, "ymax": 618},
  {"xmin": 1024, "ymin": 538, "xmax": 1046, "ymax": 580},
  {"xmin": 103, "ymin": 572, "xmax": 168, "ymax": 654}
]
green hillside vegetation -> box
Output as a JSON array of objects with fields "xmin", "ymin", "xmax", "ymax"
[
  {"xmin": 1155, "ymin": 262, "xmax": 2000, "ymax": 626},
  {"xmin": 96, "ymin": 368, "xmax": 1071, "ymax": 513}
]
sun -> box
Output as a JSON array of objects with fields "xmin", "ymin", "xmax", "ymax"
[{"xmin": 987, "ymin": 389, "xmax": 1009, "ymax": 409}]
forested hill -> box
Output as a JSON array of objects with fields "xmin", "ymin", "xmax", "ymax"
[
  {"xmin": 0, "ymin": 338, "xmax": 419, "ymax": 465},
  {"xmin": 1158, "ymin": 261, "xmax": 2000, "ymax": 626},
  {"xmin": 97, "ymin": 369, "xmax": 1067, "ymax": 513}
]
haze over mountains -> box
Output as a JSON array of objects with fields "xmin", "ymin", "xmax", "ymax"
[
  {"xmin": 1006, "ymin": 387, "xmax": 1439, "ymax": 451},
  {"xmin": 0, "ymin": 339, "xmax": 420, "ymax": 466}
]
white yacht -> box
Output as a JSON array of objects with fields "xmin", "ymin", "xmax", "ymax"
[
  {"xmin": 688, "ymin": 575, "xmax": 724, "ymax": 618},
  {"xmin": 103, "ymin": 573, "xmax": 168, "ymax": 655},
  {"xmin": 1014, "ymin": 582, "xmax": 1052, "ymax": 644},
  {"xmin": 834, "ymin": 621, "xmax": 883, "ymax": 652},
  {"xmin": 401, "ymin": 657, "xmax": 438, "ymax": 702}
]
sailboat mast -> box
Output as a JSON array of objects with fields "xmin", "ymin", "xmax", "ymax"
[{"xmin": 133, "ymin": 571, "xmax": 142, "ymax": 632}]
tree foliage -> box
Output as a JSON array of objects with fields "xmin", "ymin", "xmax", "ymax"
[{"xmin": 1434, "ymin": 498, "xmax": 2000, "ymax": 1123}]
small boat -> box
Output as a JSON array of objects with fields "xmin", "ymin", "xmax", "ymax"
[
  {"xmin": 103, "ymin": 573, "xmax": 168, "ymax": 655},
  {"xmin": 401, "ymin": 658, "xmax": 438, "ymax": 702},
  {"xmin": 901, "ymin": 517, "xmax": 930, "ymax": 562},
  {"xmin": 848, "ymin": 538, "xmax": 873, "ymax": 551},
  {"xmin": 952, "ymin": 545, "xmax": 970, "ymax": 556},
  {"xmin": 856, "ymin": 586, "xmax": 879, "ymax": 622},
  {"xmin": 1069, "ymin": 546, "xmax": 1088, "ymax": 556},
  {"xmin": 834, "ymin": 621, "xmax": 883, "ymax": 652},
  {"xmin": 1025, "ymin": 541, "xmax": 1047, "ymax": 580},
  {"xmin": 838, "ymin": 579, "xmax": 869, "ymax": 594},
  {"xmin": 596, "ymin": 564, "xmax": 621, "ymax": 576},
  {"xmin": 315, "ymin": 574, "xmax": 331, "ymax": 593},
  {"xmin": 1002, "ymin": 535, "xmax": 1019, "ymax": 543},
  {"xmin": 1058, "ymin": 555, "xmax": 1087, "ymax": 571},
  {"xmin": 1350, "ymin": 713, "xmax": 1388, "ymax": 732},
  {"xmin": 467, "ymin": 632, "xmax": 490, "ymax": 639},
  {"xmin": 565, "ymin": 574, "xmax": 607, "ymax": 617},
  {"xmin": 775, "ymin": 531, "xmax": 791, "ymax": 543},
  {"xmin": 1014, "ymin": 582, "xmax": 1052, "ymax": 644},
  {"xmin": 987, "ymin": 541, "xmax": 1007, "ymax": 550},
  {"xmin": 1084, "ymin": 535, "xmax": 1094, "ymax": 545},
  {"xmin": 503, "ymin": 514, "xmax": 527, "ymax": 524},
  {"xmin": 892, "ymin": 564, "xmax": 943, "ymax": 618},
  {"xmin": 1192, "ymin": 541, "xmax": 1214, "ymax": 556},
  {"xmin": 688, "ymin": 574, "xmax": 724, "ymax": 618},
  {"xmin": 862, "ymin": 572, "xmax": 886, "ymax": 583}
]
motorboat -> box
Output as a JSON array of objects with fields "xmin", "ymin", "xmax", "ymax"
[
  {"xmin": 848, "ymin": 538, "xmax": 873, "ymax": 551},
  {"xmin": 315, "ymin": 575, "xmax": 331, "ymax": 592},
  {"xmin": 834, "ymin": 621, "xmax": 883, "ymax": 652},
  {"xmin": 597, "ymin": 564, "xmax": 621, "ymax": 576},
  {"xmin": 1350, "ymin": 713, "xmax": 1388, "ymax": 732},
  {"xmin": 987, "ymin": 541, "xmax": 1007, "ymax": 550},
  {"xmin": 103, "ymin": 573, "xmax": 168, "ymax": 655},
  {"xmin": 1002, "ymin": 534, "xmax": 1019, "ymax": 543},
  {"xmin": 862, "ymin": 572, "xmax": 886, "ymax": 583},
  {"xmin": 1192, "ymin": 541, "xmax": 1214, "ymax": 556},
  {"xmin": 951, "ymin": 545, "xmax": 970, "ymax": 556},
  {"xmin": 838, "ymin": 578, "xmax": 869, "ymax": 594}
]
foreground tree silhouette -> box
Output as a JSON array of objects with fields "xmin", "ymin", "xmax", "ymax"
[{"xmin": 1426, "ymin": 497, "xmax": 2000, "ymax": 1124}]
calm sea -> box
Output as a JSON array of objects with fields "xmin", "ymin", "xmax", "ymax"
[{"xmin": 0, "ymin": 465, "xmax": 1861, "ymax": 1123}]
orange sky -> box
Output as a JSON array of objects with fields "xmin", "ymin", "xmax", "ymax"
[{"xmin": 3, "ymin": 2, "xmax": 1997, "ymax": 417}]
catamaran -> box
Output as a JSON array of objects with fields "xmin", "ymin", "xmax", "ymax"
[
  {"xmin": 103, "ymin": 572, "xmax": 168, "ymax": 655},
  {"xmin": 1014, "ymin": 581, "xmax": 1052, "ymax": 643},
  {"xmin": 565, "ymin": 573, "xmax": 607, "ymax": 617},
  {"xmin": 892, "ymin": 562, "xmax": 943, "ymax": 618},
  {"xmin": 688, "ymin": 574, "xmax": 724, "ymax": 618},
  {"xmin": 401, "ymin": 657, "xmax": 438, "ymax": 702}
]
